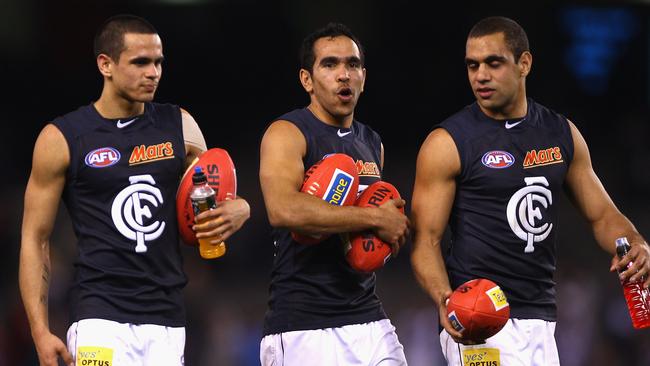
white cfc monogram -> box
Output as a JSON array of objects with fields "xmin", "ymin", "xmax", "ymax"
[
  {"xmin": 506, "ymin": 176, "xmax": 553, "ymax": 253},
  {"xmin": 111, "ymin": 174, "xmax": 166, "ymax": 253}
]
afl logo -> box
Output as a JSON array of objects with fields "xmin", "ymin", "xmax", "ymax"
[
  {"xmin": 482, "ymin": 150, "xmax": 515, "ymax": 169},
  {"xmin": 85, "ymin": 147, "xmax": 121, "ymax": 168}
]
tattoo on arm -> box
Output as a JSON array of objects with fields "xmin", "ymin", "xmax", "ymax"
[{"xmin": 40, "ymin": 265, "xmax": 50, "ymax": 305}]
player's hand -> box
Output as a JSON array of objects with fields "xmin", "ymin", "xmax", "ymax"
[
  {"xmin": 193, "ymin": 198, "xmax": 250, "ymax": 242},
  {"xmin": 373, "ymin": 199, "xmax": 410, "ymax": 256},
  {"xmin": 437, "ymin": 291, "xmax": 484, "ymax": 345},
  {"xmin": 437, "ymin": 290, "xmax": 467, "ymax": 343},
  {"xmin": 611, "ymin": 241, "xmax": 650, "ymax": 288},
  {"xmin": 33, "ymin": 330, "xmax": 73, "ymax": 366}
]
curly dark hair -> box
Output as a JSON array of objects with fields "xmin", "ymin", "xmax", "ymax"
[{"xmin": 300, "ymin": 22, "xmax": 364, "ymax": 73}]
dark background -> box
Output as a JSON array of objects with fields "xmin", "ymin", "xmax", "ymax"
[{"xmin": 2, "ymin": 0, "xmax": 650, "ymax": 365}]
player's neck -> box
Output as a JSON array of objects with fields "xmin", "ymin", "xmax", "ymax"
[
  {"xmin": 95, "ymin": 89, "xmax": 146, "ymax": 119},
  {"xmin": 307, "ymin": 104, "xmax": 353, "ymax": 128},
  {"xmin": 481, "ymin": 94, "xmax": 528, "ymax": 120}
]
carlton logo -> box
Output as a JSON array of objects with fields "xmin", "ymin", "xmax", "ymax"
[
  {"xmin": 324, "ymin": 169, "xmax": 354, "ymax": 206},
  {"xmin": 482, "ymin": 151, "xmax": 515, "ymax": 169},
  {"xmin": 85, "ymin": 147, "xmax": 121, "ymax": 168}
]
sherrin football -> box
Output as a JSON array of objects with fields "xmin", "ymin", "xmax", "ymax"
[
  {"xmin": 291, "ymin": 153, "xmax": 359, "ymax": 244},
  {"xmin": 176, "ymin": 148, "xmax": 237, "ymax": 246},
  {"xmin": 345, "ymin": 181, "xmax": 404, "ymax": 273},
  {"xmin": 446, "ymin": 278, "xmax": 510, "ymax": 342}
]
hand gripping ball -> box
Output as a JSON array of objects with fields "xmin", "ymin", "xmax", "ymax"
[
  {"xmin": 176, "ymin": 148, "xmax": 237, "ymax": 246},
  {"xmin": 446, "ymin": 278, "xmax": 510, "ymax": 342},
  {"xmin": 345, "ymin": 181, "xmax": 403, "ymax": 272}
]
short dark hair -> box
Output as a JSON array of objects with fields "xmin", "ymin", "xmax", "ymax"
[
  {"xmin": 93, "ymin": 14, "xmax": 158, "ymax": 61},
  {"xmin": 300, "ymin": 22, "xmax": 365, "ymax": 73},
  {"xmin": 468, "ymin": 16, "xmax": 530, "ymax": 62}
]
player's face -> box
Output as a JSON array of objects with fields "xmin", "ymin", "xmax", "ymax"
[
  {"xmin": 302, "ymin": 36, "xmax": 366, "ymax": 125},
  {"xmin": 111, "ymin": 33, "xmax": 164, "ymax": 102},
  {"xmin": 465, "ymin": 32, "xmax": 529, "ymax": 119}
]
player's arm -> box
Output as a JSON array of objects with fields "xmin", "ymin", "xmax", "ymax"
[
  {"xmin": 19, "ymin": 124, "xmax": 73, "ymax": 366},
  {"xmin": 259, "ymin": 120, "xmax": 408, "ymax": 245},
  {"xmin": 377, "ymin": 142, "xmax": 408, "ymax": 255},
  {"xmin": 181, "ymin": 108, "xmax": 250, "ymax": 242},
  {"xmin": 410, "ymin": 128, "xmax": 464, "ymax": 341},
  {"xmin": 564, "ymin": 120, "xmax": 649, "ymax": 287},
  {"xmin": 181, "ymin": 108, "xmax": 207, "ymax": 165}
]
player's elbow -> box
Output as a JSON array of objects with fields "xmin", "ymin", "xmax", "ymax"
[
  {"xmin": 266, "ymin": 206, "xmax": 293, "ymax": 228},
  {"xmin": 266, "ymin": 204, "xmax": 311, "ymax": 231}
]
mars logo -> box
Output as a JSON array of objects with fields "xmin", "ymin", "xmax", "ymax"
[
  {"xmin": 85, "ymin": 147, "xmax": 120, "ymax": 168},
  {"xmin": 523, "ymin": 146, "xmax": 563, "ymax": 168},
  {"xmin": 111, "ymin": 175, "xmax": 165, "ymax": 253},
  {"xmin": 482, "ymin": 151, "xmax": 515, "ymax": 169},
  {"xmin": 506, "ymin": 176, "xmax": 553, "ymax": 253},
  {"xmin": 129, "ymin": 141, "xmax": 174, "ymax": 166},
  {"xmin": 324, "ymin": 169, "xmax": 354, "ymax": 205},
  {"xmin": 355, "ymin": 159, "xmax": 380, "ymax": 177}
]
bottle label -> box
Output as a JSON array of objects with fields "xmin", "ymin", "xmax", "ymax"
[{"xmin": 192, "ymin": 195, "xmax": 217, "ymax": 216}]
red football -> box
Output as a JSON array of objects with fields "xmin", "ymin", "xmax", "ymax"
[
  {"xmin": 291, "ymin": 153, "xmax": 359, "ymax": 244},
  {"xmin": 345, "ymin": 181, "xmax": 403, "ymax": 273},
  {"xmin": 176, "ymin": 148, "xmax": 237, "ymax": 246},
  {"xmin": 446, "ymin": 278, "xmax": 510, "ymax": 342}
]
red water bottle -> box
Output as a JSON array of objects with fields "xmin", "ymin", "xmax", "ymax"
[{"xmin": 615, "ymin": 237, "xmax": 650, "ymax": 329}]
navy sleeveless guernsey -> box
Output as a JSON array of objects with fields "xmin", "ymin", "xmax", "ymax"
[
  {"xmin": 52, "ymin": 102, "xmax": 187, "ymax": 326},
  {"xmin": 439, "ymin": 99, "xmax": 574, "ymax": 321},
  {"xmin": 263, "ymin": 108, "xmax": 387, "ymax": 335}
]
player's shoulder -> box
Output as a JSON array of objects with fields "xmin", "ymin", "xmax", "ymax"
[
  {"xmin": 146, "ymin": 101, "xmax": 181, "ymax": 119},
  {"xmin": 274, "ymin": 108, "xmax": 309, "ymax": 125},
  {"xmin": 264, "ymin": 118, "xmax": 305, "ymax": 145},
  {"xmin": 51, "ymin": 103, "xmax": 98, "ymax": 138},
  {"xmin": 528, "ymin": 98, "xmax": 568, "ymax": 126},
  {"xmin": 266, "ymin": 108, "xmax": 313, "ymax": 139},
  {"xmin": 440, "ymin": 102, "xmax": 478, "ymax": 127},
  {"xmin": 421, "ymin": 127, "xmax": 455, "ymax": 153},
  {"xmin": 53, "ymin": 103, "xmax": 93, "ymax": 125},
  {"xmin": 38, "ymin": 123, "xmax": 67, "ymax": 144},
  {"xmin": 32, "ymin": 123, "xmax": 70, "ymax": 169},
  {"xmin": 436, "ymin": 102, "xmax": 485, "ymax": 143}
]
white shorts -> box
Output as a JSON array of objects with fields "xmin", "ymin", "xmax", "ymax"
[
  {"xmin": 67, "ymin": 318, "xmax": 185, "ymax": 366},
  {"xmin": 260, "ymin": 319, "xmax": 407, "ymax": 366},
  {"xmin": 440, "ymin": 318, "xmax": 560, "ymax": 366}
]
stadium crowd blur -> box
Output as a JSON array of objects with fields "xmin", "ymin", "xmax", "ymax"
[{"xmin": 1, "ymin": 1, "xmax": 649, "ymax": 365}]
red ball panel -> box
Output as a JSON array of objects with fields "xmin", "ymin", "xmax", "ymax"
[{"xmin": 345, "ymin": 181, "xmax": 403, "ymax": 272}]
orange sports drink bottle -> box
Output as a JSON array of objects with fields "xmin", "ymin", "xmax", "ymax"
[
  {"xmin": 189, "ymin": 166, "xmax": 226, "ymax": 259},
  {"xmin": 615, "ymin": 237, "xmax": 650, "ymax": 329}
]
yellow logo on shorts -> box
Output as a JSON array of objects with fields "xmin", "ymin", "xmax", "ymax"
[
  {"xmin": 462, "ymin": 347, "xmax": 500, "ymax": 366},
  {"xmin": 485, "ymin": 286, "xmax": 509, "ymax": 311},
  {"xmin": 77, "ymin": 346, "xmax": 113, "ymax": 366}
]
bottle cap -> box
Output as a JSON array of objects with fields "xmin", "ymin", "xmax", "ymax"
[
  {"xmin": 615, "ymin": 237, "xmax": 629, "ymax": 248},
  {"xmin": 192, "ymin": 166, "xmax": 207, "ymax": 184}
]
